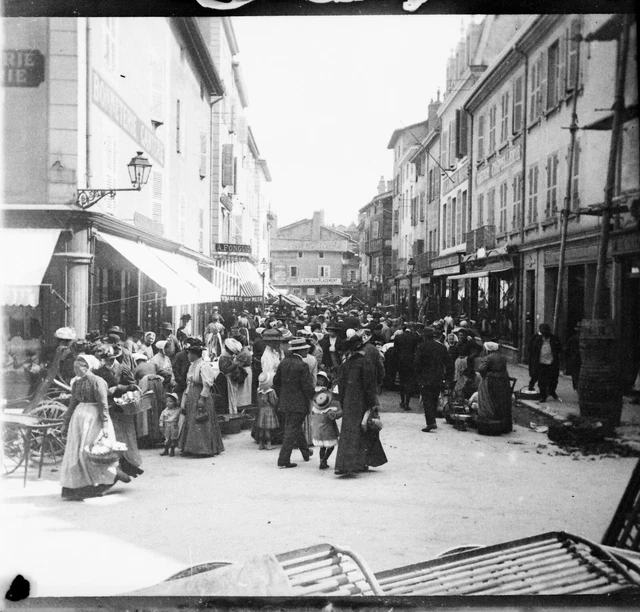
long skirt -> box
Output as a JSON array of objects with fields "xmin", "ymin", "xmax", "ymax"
[
  {"xmin": 137, "ymin": 375, "xmax": 165, "ymax": 443},
  {"xmin": 226, "ymin": 368, "xmax": 253, "ymax": 415},
  {"xmin": 477, "ymin": 373, "xmax": 513, "ymax": 433},
  {"xmin": 60, "ymin": 402, "xmax": 118, "ymax": 498},
  {"xmin": 110, "ymin": 408, "xmax": 144, "ymax": 476},
  {"xmin": 180, "ymin": 382, "xmax": 225, "ymax": 457}
]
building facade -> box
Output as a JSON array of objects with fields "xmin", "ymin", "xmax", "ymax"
[
  {"xmin": 463, "ymin": 14, "xmax": 638, "ymax": 372},
  {"xmin": 358, "ymin": 178, "xmax": 394, "ymax": 305},
  {"xmin": 2, "ymin": 17, "xmax": 272, "ymax": 352},
  {"xmin": 270, "ymin": 211, "xmax": 358, "ymax": 300}
]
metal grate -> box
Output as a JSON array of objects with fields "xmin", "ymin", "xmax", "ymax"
[
  {"xmin": 375, "ymin": 532, "xmax": 640, "ymax": 596},
  {"xmin": 602, "ymin": 459, "xmax": 640, "ymax": 551}
]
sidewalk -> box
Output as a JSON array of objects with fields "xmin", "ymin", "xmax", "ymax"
[{"xmin": 508, "ymin": 362, "xmax": 640, "ymax": 452}]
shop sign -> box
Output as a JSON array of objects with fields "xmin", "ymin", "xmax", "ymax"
[
  {"xmin": 296, "ymin": 277, "xmax": 341, "ymax": 285},
  {"xmin": 92, "ymin": 70, "xmax": 165, "ymax": 166},
  {"xmin": 545, "ymin": 243, "xmax": 598, "ymax": 266},
  {"xmin": 476, "ymin": 144, "xmax": 521, "ymax": 186},
  {"xmin": 432, "ymin": 264, "xmax": 461, "ymax": 277},
  {"xmin": 3, "ymin": 49, "xmax": 45, "ymax": 87},
  {"xmin": 610, "ymin": 232, "xmax": 640, "ymax": 256},
  {"xmin": 215, "ymin": 243, "xmax": 251, "ymax": 253}
]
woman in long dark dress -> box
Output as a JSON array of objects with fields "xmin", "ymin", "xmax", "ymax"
[
  {"xmin": 60, "ymin": 355, "xmax": 125, "ymax": 500},
  {"xmin": 179, "ymin": 341, "xmax": 225, "ymax": 457},
  {"xmin": 334, "ymin": 335, "xmax": 387, "ymax": 476},
  {"xmin": 476, "ymin": 341, "xmax": 513, "ymax": 433}
]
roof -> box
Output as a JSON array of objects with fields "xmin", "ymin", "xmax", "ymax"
[{"xmin": 387, "ymin": 120, "xmax": 430, "ymax": 149}]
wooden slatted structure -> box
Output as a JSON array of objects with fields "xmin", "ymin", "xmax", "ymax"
[
  {"xmin": 602, "ymin": 459, "xmax": 640, "ymax": 551},
  {"xmin": 374, "ymin": 532, "xmax": 640, "ymax": 596},
  {"xmin": 275, "ymin": 543, "xmax": 384, "ymax": 596}
]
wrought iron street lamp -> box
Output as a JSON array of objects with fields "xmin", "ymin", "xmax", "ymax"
[
  {"xmin": 407, "ymin": 257, "xmax": 416, "ymax": 321},
  {"xmin": 259, "ymin": 258, "xmax": 268, "ymax": 313},
  {"xmin": 76, "ymin": 151, "xmax": 152, "ymax": 210}
]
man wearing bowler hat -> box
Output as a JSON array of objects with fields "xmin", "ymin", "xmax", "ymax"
[
  {"xmin": 414, "ymin": 327, "xmax": 453, "ymax": 432},
  {"xmin": 273, "ymin": 337, "xmax": 315, "ymax": 468},
  {"xmin": 159, "ymin": 322, "xmax": 181, "ymax": 365}
]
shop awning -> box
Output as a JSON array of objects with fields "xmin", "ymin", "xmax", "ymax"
[
  {"xmin": 1, "ymin": 228, "xmax": 61, "ymax": 306},
  {"xmin": 449, "ymin": 265, "xmax": 514, "ymax": 281},
  {"xmin": 98, "ymin": 233, "xmax": 204, "ymax": 307},
  {"xmin": 153, "ymin": 251, "xmax": 222, "ymax": 304},
  {"xmin": 208, "ymin": 259, "xmax": 263, "ymax": 298}
]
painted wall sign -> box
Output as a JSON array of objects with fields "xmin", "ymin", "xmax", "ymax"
[
  {"xmin": 215, "ymin": 242, "xmax": 251, "ymax": 253},
  {"xmin": 476, "ymin": 144, "xmax": 522, "ymax": 186},
  {"xmin": 3, "ymin": 49, "xmax": 45, "ymax": 87},
  {"xmin": 92, "ymin": 70, "xmax": 165, "ymax": 166},
  {"xmin": 295, "ymin": 277, "xmax": 342, "ymax": 285}
]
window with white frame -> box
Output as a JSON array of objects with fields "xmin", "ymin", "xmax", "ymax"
[
  {"xmin": 290, "ymin": 266, "xmax": 298, "ymax": 277},
  {"xmin": 545, "ymin": 153, "xmax": 559, "ymax": 217},
  {"xmin": 499, "ymin": 182, "xmax": 508, "ymax": 233},
  {"xmin": 512, "ymin": 75, "xmax": 524, "ymax": 134},
  {"xmin": 528, "ymin": 164, "xmax": 539, "ymax": 224},
  {"xmin": 500, "ymin": 91, "xmax": 510, "ymax": 144},
  {"xmin": 319, "ymin": 265, "xmax": 330, "ymax": 278}
]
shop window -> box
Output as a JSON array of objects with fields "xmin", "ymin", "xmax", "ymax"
[
  {"xmin": 545, "ymin": 153, "xmax": 559, "ymax": 217},
  {"xmin": 528, "ymin": 164, "xmax": 539, "ymax": 223}
]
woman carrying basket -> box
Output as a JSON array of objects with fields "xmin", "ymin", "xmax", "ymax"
[{"xmin": 60, "ymin": 355, "xmax": 128, "ymax": 500}]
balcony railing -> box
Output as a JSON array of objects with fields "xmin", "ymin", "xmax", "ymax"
[
  {"xmin": 414, "ymin": 251, "xmax": 437, "ymax": 275},
  {"xmin": 465, "ymin": 225, "xmax": 496, "ymax": 253}
]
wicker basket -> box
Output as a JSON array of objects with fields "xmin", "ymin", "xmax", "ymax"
[{"xmin": 514, "ymin": 387, "xmax": 541, "ymax": 402}]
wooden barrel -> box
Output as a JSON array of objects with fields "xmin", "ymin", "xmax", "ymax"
[{"xmin": 578, "ymin": 318, "xmax": 622, "ymax": 426}]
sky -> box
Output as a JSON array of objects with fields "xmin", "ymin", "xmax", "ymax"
[{"xmin": 233, "ymin": 15, "xmax": 469, "ymax": 228}]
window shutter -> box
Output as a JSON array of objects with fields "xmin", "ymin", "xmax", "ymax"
[
  {"xmin": 540, "ymin": 50, "xmax": 548, "ymax": 114},
  {"xmin": 198, "ymin": 208, "xmax": 205, "ymax": 252},
  {"xmin": 477, "ymin": 115, "xmax": 485, "ymax": 159},
  {"xmin": 151, "ymin": 60, "xmax": 164, "ymax": 124},
  {"xmin": 152, "ymin": 171, "xmax": 163, "ymax": 223},
  {"xmin": 478, "ymin": 193, "xmax": 484, "ymax": 226},
  {"xmin": 221, "ymin": 144, "xmax": 234, "ymax": 188},
  {"xmin": 513, "ymin": 75, "xmax": 523, "ymax": 133},
  {"xmin": 442, "ymin": 129, "xmax": 448, "ymax": 169},
  {"xmin": 457, "ymin": 110, "xmax": 468, "ymax": 157},
  {"xmin": 199, "ymin": 132, "xmax": 207, "ymax": 178},
  {"xmin": 567, "ymin": 18, "xmax": 581, "ymax": 92},
  {"xmin": 558, "ymin": 30, "xmax": 567, "ymax": 100},
  {"xmin": 529, "ymin": 61, "xmax": 538, "ymax": 122}
]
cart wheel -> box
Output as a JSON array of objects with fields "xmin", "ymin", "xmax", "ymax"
[
  {"xmin": 2, "ymin": 427, "xmax": 25, "ymax": 475},
  {"xmin": 27, "ymin": 401, "xmax": 68, "ymax": 463}
]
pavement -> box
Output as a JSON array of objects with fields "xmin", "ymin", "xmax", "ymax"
[
  {"xmin": 506, "ymin": 362, "xmax": 640, "ymax": 453},
  {"xmin": 2, "ymin": 386, "xmax": 639, "ymax": 600}
]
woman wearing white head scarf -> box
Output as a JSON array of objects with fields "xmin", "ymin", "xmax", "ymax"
[{"xmin": 476, "ymin": 341, "xmax": 513, "ymax": 434}]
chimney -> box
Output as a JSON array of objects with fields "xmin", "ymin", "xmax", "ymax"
[
  {"xmin": 428, "ymin": 97, "xmax": 441, "ymax": 129},
  {"xmin": 377, "ymin": 176, "xmax": 386, "ymax": 195},
  {"xmin": 312, "ymin": 210, "xmax": 324, "ymax": 241},
  {"xmin": 386, "ymin": 180, "xmax": 394, "ymax": 193}
]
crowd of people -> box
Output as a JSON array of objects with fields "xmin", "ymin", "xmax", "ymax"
[{"xmin": 11, "ymin": 299, "xmax": 608, "ymax": 501}]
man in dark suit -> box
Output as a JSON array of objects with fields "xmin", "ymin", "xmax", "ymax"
[
  {"xmin": 273, "ymin": 338, "xmax": 316, "ymax": 468},
  {"xmin": 319, "ymin": 324, "xmax": 345, "ymax": 377},
  {"xmin": 414, "ymin": 327, "xmax": 453, "ymax": 432},
  {"xmin": 528, "ymin": 323, "xmax": 562, "ymax": 403},
  {"xmin": 394, "ymin": 322, "xmax": 422, "ymax": 411}
]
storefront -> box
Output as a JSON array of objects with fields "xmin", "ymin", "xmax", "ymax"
[{"xmin": 428, "ymin": 255, "xmax": 462, "ymax": 320}]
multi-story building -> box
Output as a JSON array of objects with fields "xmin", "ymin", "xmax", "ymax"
[
  {"xmin": 462, "ymin": 14, "xmax": 638, "ymax": 372},
  {"xmin": 270, "ymin": 211, "xmax": 358, "ymax": 300},
  {"xmin": 431, "ymin": 16, "xmax": 530, "ymax": 324},
  {"xmin": 2, "ymin": 17, "xmax": 272, "ymax": 349},
  {"xmin": 358, "ymin": 178, "xmax": 394, "ymax": 305}
]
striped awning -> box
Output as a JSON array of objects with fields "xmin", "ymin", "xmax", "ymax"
[{"xmin": 209, "ymin": 259, "xmax": 263, "ymax": 298}]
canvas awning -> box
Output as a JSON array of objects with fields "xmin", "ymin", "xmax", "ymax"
[
  {"xmin": 1, "ymin": 228, "xmax": 61, "ymax": 306},
  {"xmin": 153, "ymin": 250, "xmax": 222, "ymax": 304},
  {"xmin": 98, "ymin": 233, "xmax": 212, "ymax": 307},
  {"xmin": 207, "ymin": 259, "xmax": 263, "ymax": 298},
  {"xmin": 448, "ymin": 265, "xmax": 513, "ymax": 281}
]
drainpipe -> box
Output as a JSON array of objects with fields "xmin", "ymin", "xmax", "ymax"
[
  {"xmin": 514, "ymin": 43, "xmax": 529, "ymax": 361},
  {"xmin": 552, "ymin": 33, "xmax": 582, "ymax": 334}
]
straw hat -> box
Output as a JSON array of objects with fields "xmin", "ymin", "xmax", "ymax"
[
  {"xmin": 288, "ymin": 337, "xmax": 310, "ymax": 352},
  {"xmin": 224, "ymin": 338, "xmax": 242, "ymax": 355},
  {"xmin": 313, "ymin": 389, "xmax": 333, "ymax": 409}
]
